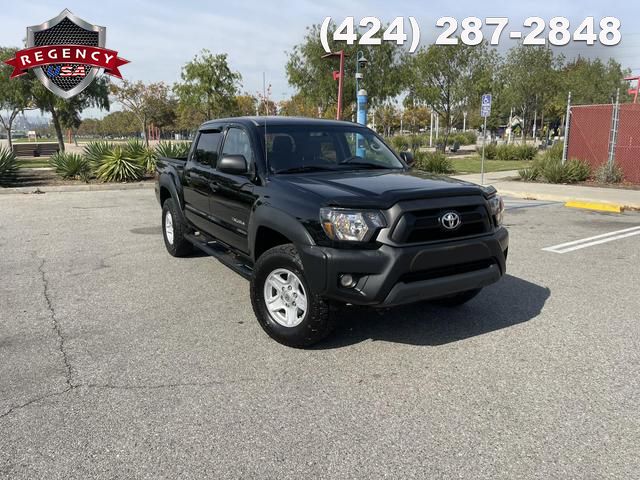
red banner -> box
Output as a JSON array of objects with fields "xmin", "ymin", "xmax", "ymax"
[{"xmin": 4, "ymin": 44, "xmax": 129, "ymax": 79}]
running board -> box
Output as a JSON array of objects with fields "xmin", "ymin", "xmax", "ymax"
[{"xmin": 184, "ymin": 233, "xmax": 253, "ymax": 280}]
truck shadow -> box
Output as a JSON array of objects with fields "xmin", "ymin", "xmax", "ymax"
[{"xmin": 317, "ymin": 275, "xmax": 550, "ymax": 349}]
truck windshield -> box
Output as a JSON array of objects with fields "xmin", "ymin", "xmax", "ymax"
[{"xmin": 261, "ymin": 125, "xmax": 404, "ymax": 174}]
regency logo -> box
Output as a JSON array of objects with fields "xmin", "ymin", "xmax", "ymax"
[{"xmin": 3, "ymin": 9, "xmax": 129, "ymax": 98}]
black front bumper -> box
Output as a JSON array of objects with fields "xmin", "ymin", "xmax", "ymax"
[{"xmin": 299, "ymin": 228, "xmax": 509, "ymax": 307}]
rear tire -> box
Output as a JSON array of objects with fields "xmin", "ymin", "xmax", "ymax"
[
  {"xmin": 162, "ymin": 198, "xmax": 192, "ymax": 257},
  {"xmin": 250, "ymin": 244, "xmax": 334, "ymax": 348},
  {"xmin": 431, "ymin": 288, "xmax": 482, "ymax": 307}
]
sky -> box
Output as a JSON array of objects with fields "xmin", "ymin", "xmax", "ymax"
[{"xmin": 1, "ymin": 0, "xmax": 639, "ymax": 118}]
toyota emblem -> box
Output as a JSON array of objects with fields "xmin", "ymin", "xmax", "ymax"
[{"xmin": 440, "ymin": 211, "xmax": 461, "ymax": 230}]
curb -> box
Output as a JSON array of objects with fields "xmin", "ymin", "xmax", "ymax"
[
  {"xmin": 495, "ymin": 188, "xmax": 639, "ymax": 212},
  {"xmin": 0, "ymin": 182, "xmax": 155, "ymax": 195},
  {"xmin": 564, "ymin": 201, "xmax": 623, "ymax": 213}
]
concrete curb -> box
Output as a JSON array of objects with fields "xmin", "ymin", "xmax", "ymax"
[
  {"xmin": 496, "ymin": 188, "xmax": 639, "ymax": 212},
  {"xmin": 0, "ymin": 182, "xmax": 155, "ymax": 195}
]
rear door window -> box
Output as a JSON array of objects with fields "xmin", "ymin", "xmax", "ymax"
[{"xmin": 194, "ymin": 131, "xmax": 222, "ymax": 166}]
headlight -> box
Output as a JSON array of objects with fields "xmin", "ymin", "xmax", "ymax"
[
  {"xmin": 488, "ymin": 194, "xmax": 504, "ymax": 226},
  {"xmin": 320, "ymin": 208, "xmax": 386, "ymax": 242}
]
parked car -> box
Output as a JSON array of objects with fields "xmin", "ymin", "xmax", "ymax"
[{"xmin": 156, "ymin": 117, "xmax": 508, "ymax": 347}]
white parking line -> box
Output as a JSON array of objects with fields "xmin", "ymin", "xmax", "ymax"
[{"xmin": 543, "ymin": 226, "xmax": 640, "ymax": 254}]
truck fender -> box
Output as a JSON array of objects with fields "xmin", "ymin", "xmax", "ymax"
[
  {"xmin": 249, "ymin": 205, "xmax": 327, "ymax": 293},
  {"xmin": 158, "ymin": 173, "xmax": 188, "ymax": 225},
  {"xmin": 248, "ymin": 205, "xmax": 316, "ymax": 259}
]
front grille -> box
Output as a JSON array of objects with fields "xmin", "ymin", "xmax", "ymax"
[
  {"xmin": 392, "ymin": 204, "xmax": 491, "ymax": 244},
  {"xmin": 399, "ymin": 259, "xmax": 495, "ymax": 283}
]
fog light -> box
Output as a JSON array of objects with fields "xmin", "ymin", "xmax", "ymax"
[{"xmin": 340, "ymin": 274, "xmax": 357, "ymax": 288}]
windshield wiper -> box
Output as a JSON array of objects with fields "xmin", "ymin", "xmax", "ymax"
[{"xmin": 275, "ymin": 165, "xmax": 338, "ymax": 174}]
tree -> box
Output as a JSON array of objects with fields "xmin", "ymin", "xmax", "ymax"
[
  {"xmin": 174, "ymin": 50, "xmax": 241, "ymax": 121},
  {"xmin": 234, "ymin": 94, "xmax": 258, "ymax": 116},
  {"xmin": 279, "ymin": 93, "xmax": 318, "ymax": 117},
  {"xmin": 561, "ymin": 57, "xmax": 629, "ymax": 105},
  {"xmin": 32, "ymin": 75, "xmax": 110, "ymax": 151},
  {"xmin": 500, "ymin": 45, "xmax": 561, "ymax": 143},
  {"xmin": 286, "ymin": 23, "xmax": 408, "ymax": 119},
  {"xmin": 408, "ymin": 42, "xmax": 496, "ymax": 149},
  {"xmin": 0, "ymin": 47, "xmax": 34, "ymax": 149},
  {"xmin": 110, "ymin": 80, "xmax": 174, "ymax": 145}
]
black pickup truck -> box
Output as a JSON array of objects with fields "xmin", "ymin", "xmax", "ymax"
[{"xmin": 156, "ymin": 117, "xmax": 508, "ymax": 347}]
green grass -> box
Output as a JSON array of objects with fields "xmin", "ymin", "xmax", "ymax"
[
  {"xmin": 451, "ymin": 156, "xmax": 534, "ymax": 174},
  {"xmin": 17, "ymin": 159, "xmax": 51, "ymax": 168}
]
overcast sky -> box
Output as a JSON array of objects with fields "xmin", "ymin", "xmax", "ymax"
[{"xmin": 2, "ymin": 0, "xmax": 639, "ymax": 118}]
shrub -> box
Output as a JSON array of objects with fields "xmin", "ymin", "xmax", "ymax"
[
  {"xmin": 83, "ymin": 140, "xmax": 114, "ymax": 168},
  {"xmin": 447, "ymin": 131, "xmax": 477, "ymax": 146},
  {"xmin": 155, "ymin": 141, "xmax": 191, "ymax": 159},
  {"xmin": 564, "ymin": 159, "xmax": 591, "ymax": 182},
  {"xmin": 414, "ymin": 152, "xmax": 454, "ymax": 174},
  {"xmin": 124, "ymin": 139, "xmax": 156, "ymax": 173},
  {"xmin": 539, "ymin": 158, "xmax": 567, "ymax": 183},
  {"xmin": 541, "ymin": 141, "xmax": 564, "ymax": 162},
  {"xmin": 531, "ymin": 157, "xmax": 591, "ymax": 184},
  {"xmin": 595, "ymin": 163, "xmax": 624, "ymax": 184},
  {"xmin": 516, "ymin": 144, "xmax": 538, "ymax": 160},
  {"xmin": 0, "ymin": 147, "xmax": 18, "ymax": 184},
  {"xmin": 479, "ymin": 143, "xmax": 497, "ymax": 160},
  {"xmin": 49, "ymin": 152, "xmax": 91, "ymax": 181},
  {"xmin": 95, "ymin": 145, "xmax": 145, "ymax": 182},
  {"xmin": 518, "ymin": 167, "xmax": 540, "ymax": 182}
]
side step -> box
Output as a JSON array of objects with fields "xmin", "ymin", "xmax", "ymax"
[{"xmin": 184, "ymin": 233, "xmax": 253, "ymax": 280}]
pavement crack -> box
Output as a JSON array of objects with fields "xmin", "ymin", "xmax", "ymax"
[
  {"xmin": 83, "ymin": 381, "xmax": 224, "ymax": 391},
  {"xmin": 0, "ymin": 387, "xmax": 73, "ymax": 420},
  {"xmin": 38, "ymin": 257, "xmax": 75, "ymax": 389}
]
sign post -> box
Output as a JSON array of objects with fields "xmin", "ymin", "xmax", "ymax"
[{"xmin": 480, "ymin": 94, "xmax": 492, "ymax": 185}]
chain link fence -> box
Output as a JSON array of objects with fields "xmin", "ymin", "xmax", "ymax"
[{"xmin": 567, "ymin": 102, "xmax": 640, "ymax": 183}]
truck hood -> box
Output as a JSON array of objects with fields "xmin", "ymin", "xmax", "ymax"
[{"xmin": 271, "ymin": 169, "xmax": 488, "ymax": 208}]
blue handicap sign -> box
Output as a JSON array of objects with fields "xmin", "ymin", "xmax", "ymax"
[{"xmin": 481, "ymin": 94, "xmax": 492, "ymax": 117}]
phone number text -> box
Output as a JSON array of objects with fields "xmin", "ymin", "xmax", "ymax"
[{"xmin": 320, "ymin": 16, "xmax": 622, "ymax": 53}]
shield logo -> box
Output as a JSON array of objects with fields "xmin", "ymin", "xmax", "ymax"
[{"xmin": 27, "ymin": 9, "xmax": 106, "ymax": 99}]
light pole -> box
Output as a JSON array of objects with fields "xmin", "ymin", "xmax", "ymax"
[
  {"xmin": 322, "ymin": 50, "xmax": 346, "ymax": 120},
  {"xmin": 355, "ymin": 51, "xmax": 368, "ymax": 124}
]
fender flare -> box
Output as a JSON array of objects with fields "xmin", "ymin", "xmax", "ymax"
[
  {"xmin": 248, "ymin": 204, "xmax": 316, "ymax": 260},
  {"xmin": 158, "ymin": 173, "xmax": 188, "ymax": 225}
]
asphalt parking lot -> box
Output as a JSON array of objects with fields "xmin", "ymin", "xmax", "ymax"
[{"xmin": 1, "ymin": 189, "xmax": 639, "ymax": 479}]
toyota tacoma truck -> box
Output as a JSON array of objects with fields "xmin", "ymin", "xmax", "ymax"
[{"xmin": 156, "ymin": 117, "xmax": 508, "ymax": 347}]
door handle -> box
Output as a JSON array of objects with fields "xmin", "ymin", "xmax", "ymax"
[{"xmin": 209, "ymin": 182, "xmax": 220, "ymax": 192}]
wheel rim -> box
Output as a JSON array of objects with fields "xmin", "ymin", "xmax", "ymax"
[
  {"xmin": 165, "ymin": 210, "xmax": 174, "ymax": 245},
  {"xmin": 263, "ymin": 268, "xmax": 308, "ymax": 328}
]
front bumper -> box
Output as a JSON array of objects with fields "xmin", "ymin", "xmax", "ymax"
[{"xmin": 299, "ymin": 228, "xmax": 509, "ymax": 307}]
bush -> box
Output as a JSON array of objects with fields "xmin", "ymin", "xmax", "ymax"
[
  {"xmin": 83, "ymin": 140, "xmax": 114, "ymax": 169},
  {"xmin": 0, "ymin": 147, "xmax": 18, "ymax": 184},
  {"xmin": 564, "ymin": 159, "xmax": 591, "ymax": 183},
  {"xmin": 541, "ymin": 141, "xmax": 564, "ymax": 162},
  {"xmin": 155, "ymin": 141, "xmax": 191, "ymax": 159},
  {"xmin": 49, "ymin": 152, "xmax": 91, "ymax": 181},
  {"xmin": 414, "ymin": 152, "xmax": 454, "ymax": 174},
  {"xmin": 518, "ymin": 167, "xmax": 540, "ymax": 182},
  {"xmin": 595, "ymin": 163, "xmax": 624, "ymax": 184},
  {"xmin": 95, "ymin": 145, "xmax": 145, "ymax": 182},
  {"xmin": 124, "ymin": 139, "xmax": 156, "ymax": 173},
  {"xmin": 524, "ymin": 157, "xmax": 591, "ymax": 184},
  {"xmin": 516, "ymin": 144, "xmax": 538, "ymax": 160},
  {"xmin": 479, "ymin": 143, "xmax": 497, "ymax": 160},
  {"xmin": 447, "ymin": 131, "xmax": 477, "ymax": 146}
]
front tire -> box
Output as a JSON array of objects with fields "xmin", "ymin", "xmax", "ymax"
[
  {"xmin": 162, "ymin": 198, "xmax": 192, "ymax": 257},
  {"xmin": 250, "ymin": 244, "xmax": 334, "ymax": 348}
]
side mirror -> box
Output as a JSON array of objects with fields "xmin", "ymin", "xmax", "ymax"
[
  {"xmin": 218, "ymin": 154, "xmax": 248, "ymax": 174},
  {"xmin": 399, "ymin": 151, "xmax": 415, "ymax": 166}
]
